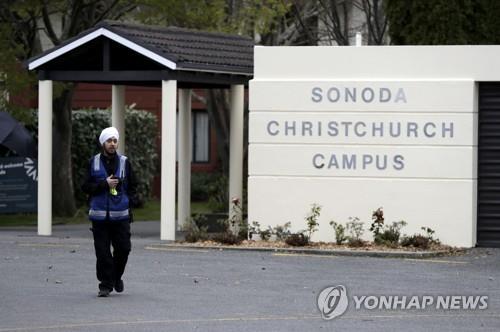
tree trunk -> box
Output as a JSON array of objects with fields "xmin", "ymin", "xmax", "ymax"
[
  {"xmin": 206, "ymin": 89, "xmax": 230, "ymax": 173},
  {"xmin": 52, "ymin": 84, "xmax": 76, "ymax": 217}
]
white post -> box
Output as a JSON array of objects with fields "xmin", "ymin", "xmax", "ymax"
[
  {"xmin": 355, "ymin": 32, "xmax": 362, "ymax": 46},
  {"xmin": 38, "ymin": 80, "xmax": 53, "ymax": 236},
  {"xmin": 229, "ymin": 85, "xmax": 244, "ymax": 218},
  {"xmin": 112, "ymin": 85, "xmax": 125, "ymax": 154},
  {"xmin": 178, "ymin": 89, "xmax": 192, "ymax": 230},
  {"xmin": 161, "ymin": 80, "xmax": 177, "ymax": 240}
]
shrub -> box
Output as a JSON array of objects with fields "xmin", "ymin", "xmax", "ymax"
[
  {"xmin": 370, "ymin": 207, "xmax": 384, "ymax": 238},
  {"xmin": 83, "ymin": 108, "xmax": 157, "ymax": 205},
  {"xmin": 273, "ymin": 222, "xmax": 292, "ymax": 241},
  {"xmin": 212, "ymin": 199, "xmax": 246, "ymax": 244},
  {"xmin": 329, "ymin": 221, "xmax": 348, "ymax": 245},
  {"xmin": 211, "ymin": 231, "xmax": 243, "ymax": 245},
  {"xmin": 283, "ymin": 204, "xmax": 321, "ymax": 247},
  {"xmin": 305, "ymin": 204, "xmax": 321, "ymax": 239},
  {"xmin": 421, "ymin": 227, "xmax": 440, "ymax": 245},
  {"xmin": 227, "ymin": 198, "xmax": 246, "ymax": 236},
  {"xmin": 346, "ymin": 217, "xmax": 365, "ymax": 247},
  {"xmin": 259, "ymin": 227, "xmax": 273, "ymax": 241},
  {"xmin": 374, "ymin": 220, "xmax": 407, "ymax": 247},
  {"xmin": 401, "ymin": 234, "xmax": 430, "ymax": 249},
  {"xmin": 248, "ymin": 221, "xmax": 260, "ymax": 240},
  {"xmin": 191, "ymin": 172, "xmax": 217, "ymax": 201},
  {"xmin": 71, "ymin": 109, "xmax": 112, "ymax": 203},
  {"xmin": 182, "ymin": 214, "xmax": 209, "ymax": 243},
  {"xmin": 237, "ymin": 218, "xmax": 249, "ymax": 240},
  {"xmin": 285, "ymin": 233, "xmax": 309, "ymax": 246},
  {"xmin": 401, "ymin": 227, "xmax": 440, "ymax": 249},
  {"xmin": 207, "ymin": 174, "xmax": 228, "ymax": 212},
  {"xmin": 21, "ymin": 108, "xmax": 158, "ymax": 206},
  {"xmin": 247, "ymin": 221, "xmax": 274, "ymax": 241}
]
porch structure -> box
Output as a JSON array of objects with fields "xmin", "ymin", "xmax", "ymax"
[{"xmin": 27, "ymin": 20, "xmax": 253, "ymax": 240}]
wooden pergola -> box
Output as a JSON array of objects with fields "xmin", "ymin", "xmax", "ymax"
[{"xmin": 27, "ymin": 20, "xmax": 253, "ymax": 240}]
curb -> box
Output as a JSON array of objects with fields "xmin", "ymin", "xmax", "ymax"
[{"xmin": 145, "ymin": 243, "xmax": 461, "ymax": 259}]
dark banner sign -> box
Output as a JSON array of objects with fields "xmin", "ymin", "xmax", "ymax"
[{"xmin": 0, "ymin": 157, "xmax": 37, "ymax": 214}]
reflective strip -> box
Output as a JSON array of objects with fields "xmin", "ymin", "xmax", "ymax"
[
  {"xmin": 89, "ymin": 209, "xmax": 129, "ymax": 218},
  {"xmin": 119, "ymin": 155, "xmax": 127, "ymax": 178},
  {"xmin": 89, "ymin": 209, "xmax": 107, "ymax": 217},
  {"xmin": 109, "ymin": 209, "xmax": 129, "ymax": 218},
  {"xmin": 93, "ymin": 154, "xmax": 101, "ymax": 171}
]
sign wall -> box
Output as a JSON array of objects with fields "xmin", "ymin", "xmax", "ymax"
[{"xmin": 247, "ymin": 46, "xmax": 491, "ymax": 247}]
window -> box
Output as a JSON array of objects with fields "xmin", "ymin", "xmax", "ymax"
[
  {"xmin": 176, "ymin": 111, "xmax": 210, "ymax": 163},
  {"xmin": 192, "ymin": 111, "xmax": 210, "ymax": 162}
]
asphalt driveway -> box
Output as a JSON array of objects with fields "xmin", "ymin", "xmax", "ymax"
[{"xmin": 0, "ymin": 222, "xmax": 499, "ymax": 331}]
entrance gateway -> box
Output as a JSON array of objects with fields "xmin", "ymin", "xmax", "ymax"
[{"xmin": 248, "ymin": 46, "xmax": 500, "ymax": 248}]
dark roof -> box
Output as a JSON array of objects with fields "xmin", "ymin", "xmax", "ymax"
[
  {"xmin": 101, "ymin": 21, "xmax": 254, "ymax": 74},
  {"xmin": 28, "ymin": 20, "xmax": 254, "ymax": 76}
]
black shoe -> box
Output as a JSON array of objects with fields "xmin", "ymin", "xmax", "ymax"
[
  {"xmin": 114, "ymin": 280, "xmax": 124, "ymax": 293},
  {"xmin": 98, "ymin": 288, "xmax": 110, "ymax": 297}
]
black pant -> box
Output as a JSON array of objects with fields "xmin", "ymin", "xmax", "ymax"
[{"xmin": 91, "ymin": 220, "xmax": 131, "ymax": 290}]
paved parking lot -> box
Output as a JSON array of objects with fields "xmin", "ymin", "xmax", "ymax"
[{"xmin": 0, "ymin": 222, "xmax": 499, "ymax": 331}]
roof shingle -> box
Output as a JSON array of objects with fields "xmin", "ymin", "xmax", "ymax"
[{"xmin": 99, "ymin": 20, "xmax": 254, "ymax": 74}]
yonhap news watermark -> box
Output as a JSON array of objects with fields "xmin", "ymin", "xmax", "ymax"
[{"xmin": 317, "ymin": 285, "xmax": 488, "ymax": 320}]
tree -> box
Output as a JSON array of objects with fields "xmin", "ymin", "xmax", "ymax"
[
  {"xmin": 261, "ymin": 0, "xmax": 318, "ymax": 46},
  {"xmin": 359, "ymin": 0, "xmax": 387, "ymax": 45},
  {"xmin": 318, "ymin": 0, "xmax": 351, "ymax": 45},
  {"xmin": 133, "ymin": 0, "xmax": 226, "ymax": 30},
  {"xmin": 385, "ymin": 0, "xmax": 500, "ymax": 45},
  {"xmin": 1, "ymin": 0, "xmax": 294, "ymax": 216},
  {"xmin": 1, "ymin": 0, "xmax": 137, "ymax": 216},
  {"xmin": 136, "ymin": 0, "xmax": 394, "ymax": 172},
  {"xmin": 0, "ymin": 1, "xmax": 39, "ymax": 123},
  {"xmin": 135, "ymin": 0, "xmax": 291, "ymax": 173},
  {"xmin": 41, "ymin": 1, "xmax": 137, "ymax": 217},
  {"xmin": 317, "ymin": 0, "xmax": 388, "ymax": 45}
]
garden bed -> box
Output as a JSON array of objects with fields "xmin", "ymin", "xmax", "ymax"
[
  {"xmin": 159, "ymin": 240, "xmax": 465, "ymax": 258},
  {"xmin": 179, "ymin": 204, "xmax": 463, "ymax": 258},
  {"xmin": 181, "ymin": 239, "xmax": 454, "ymax": 251},
  {"xmin": 151, "ymin": 239, "xmax": 464, "ymax": 258}
]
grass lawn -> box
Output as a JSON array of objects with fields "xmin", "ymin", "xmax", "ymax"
[{"xmin": 0, "ymin": 200, "xmax": 213, "ymax": 227}]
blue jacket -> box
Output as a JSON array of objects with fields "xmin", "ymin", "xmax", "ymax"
[{"xmin": 88, "ymin": 153, "xmax": 130, "ymax": 221}]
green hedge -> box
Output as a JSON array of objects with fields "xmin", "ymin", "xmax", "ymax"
[
  {"xmin": 72, "ymin": 108, "xmax": 158, "ymax": 205},
  {"xmin": 1, "ymin": 108, "xmax": 158, "ymax": 206}
]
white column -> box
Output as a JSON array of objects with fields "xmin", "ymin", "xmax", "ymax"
[
  {"xmin": 112, "ymin": 85, "xmax": 125, "ymax": 154},
  {"xmin": 177, "ymin": 89, "xmax": 192, "ymax": 229},
  {"xmin": 355, "ymin": 32, "xmax": 362, "ymax": 46},
  {"xmin": 229, "ymin": 85, "xmax": 244, "ymax": 218},
  {"xmin": 161, "ymin": 80, "xmax": 177, "ymax": 240},
  {"xmin": 38, "ymin": 80, "xmax": 53, "ymax": 236}
]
